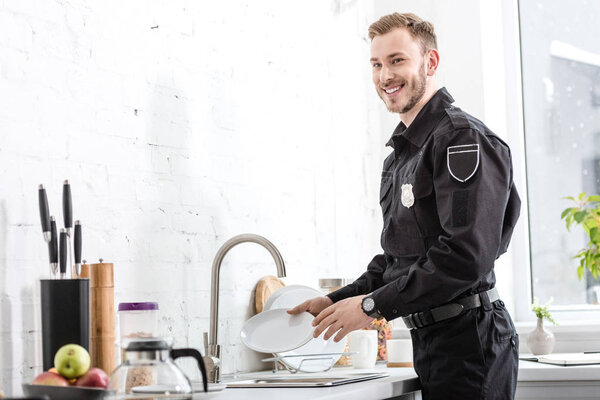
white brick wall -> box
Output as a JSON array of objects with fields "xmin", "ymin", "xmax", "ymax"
[{"xmin": 0, "ymin": 0, "xmax": 386, "ymax": 395}]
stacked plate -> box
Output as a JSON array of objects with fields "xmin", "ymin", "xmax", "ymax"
[{"xmin": 241, "ymin": 285, "xmax": 346, "ymax": 372}]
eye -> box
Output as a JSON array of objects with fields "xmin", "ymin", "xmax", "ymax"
[
  {"xmin": 392, "ymin": 58, "xmax": 404, "ymax": 64},
  {"xmin": 372, "ymin": 62, "xmax": 382, "ymax": 69}
]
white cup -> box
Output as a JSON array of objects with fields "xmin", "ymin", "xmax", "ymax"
[
  {"xmin": 347, "ymin": 330, "xmax": 378, "ymax": 369},
  {"xmin": 386, "ymin": 339, "xmax": 413, "ymax": 367}
]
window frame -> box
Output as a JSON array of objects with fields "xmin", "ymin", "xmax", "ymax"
[{"xmin": 506, "ymin": 0, "xmax": 600, "ymax": 323}]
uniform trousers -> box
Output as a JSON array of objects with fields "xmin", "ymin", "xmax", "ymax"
[{"xmin": 410, "ymin": 299, "xmax": 519, "ymax": 400}]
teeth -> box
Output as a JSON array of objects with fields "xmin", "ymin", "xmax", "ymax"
[{"xmin": 385, "ymin": 86, "xmax": 400, "ymax": 94}]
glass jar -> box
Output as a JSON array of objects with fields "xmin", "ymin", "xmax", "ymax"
[
  {"xmin": 118, "ymin": 302, "xmax": 159, "ymax": 363},
  {"xmin": 319, "ymin": 278, "xmax": 352, "ymax": 367},
  {"xmin": 364, "ymin": 318, "xmax": 393, "ymax": 362},
  {"xmin": 118, "ymin": 302, "xmax": 159, "ymax": 342},
  {"xmin": 318, "ymin": 278, "xmax": 348, "ymax": 295}
]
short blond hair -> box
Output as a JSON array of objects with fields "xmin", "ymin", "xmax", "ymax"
[{"xmin": 368, "ymin": 12, "xmax": 437, "ymax": 54}]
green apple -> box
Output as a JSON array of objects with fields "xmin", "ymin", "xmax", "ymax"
[{"xmin": 54, "ymin": 344, "xmax": 91, "ymax": 379}]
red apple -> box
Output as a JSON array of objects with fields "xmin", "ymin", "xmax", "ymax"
[
  {"xmin": 32, "ymin": 371, "xmax": 69, "ymax": 387},
  {"xmin": 74, "ymin": 367, "xmax": 109, "ymax": 388}
]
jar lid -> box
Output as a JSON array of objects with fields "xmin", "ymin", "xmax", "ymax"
[
  {"xmin": 118, "ymin": 302, "xmax": 159, "ymax": 311},
  {"xmin": 318, "ymin": 278, "xmax": 348, "ymax": 288}
]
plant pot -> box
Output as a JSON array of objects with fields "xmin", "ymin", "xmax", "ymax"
[{"xmin": 527, "ymin": 317, "xmax": 555, "ymax": 355}]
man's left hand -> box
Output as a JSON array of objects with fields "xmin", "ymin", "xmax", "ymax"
[{"xmin": 312, "ymin": 295, "xmax": 374, "ymax": 342}]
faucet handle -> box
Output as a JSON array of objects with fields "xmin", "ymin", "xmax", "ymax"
[
  {"xmin": 202, "ymin": 332, "xmax": 221, "ymax": 383},
  {"xmin": 203, "ymin": 354, "xmax": 221, "ymax": 383}
]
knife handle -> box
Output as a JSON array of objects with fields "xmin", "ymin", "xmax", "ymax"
[
  {"xmin": 74, "ymin": 220, "xmax": 82, "ymax": 265},
  {"xmin": 62, "ymin": 180, "xmax": 72, "ymax": 230},
  {"xmin": 38, "ymin": 184, "xmax": 51, "ymax": 242},
  {"xmin": 59, "ymin": 229, "xmax": 67, "ymax": 278},
  {"xmin": 49, "ymin": 217, "xmax": 58, "ymax": 264}
]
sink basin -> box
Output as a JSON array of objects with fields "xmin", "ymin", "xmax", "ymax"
[{"xmin": 225, "ymin": 372, "xmax": 388, "ymax": 388}]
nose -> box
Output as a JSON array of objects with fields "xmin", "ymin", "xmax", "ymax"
[{"xmin": 380, "ymin": 65, "xmax": 394, "ymax": 85}]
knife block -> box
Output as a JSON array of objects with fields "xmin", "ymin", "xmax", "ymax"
[{"xmin": 40, "ymin": 279, "xmax": 90, "ymax": 371}]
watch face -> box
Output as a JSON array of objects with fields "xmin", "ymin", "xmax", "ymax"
[{"xmin": 362, "ymin": 297, "xmax": 375, "ymax": 313}]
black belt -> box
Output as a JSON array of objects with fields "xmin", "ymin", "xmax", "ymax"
[{"xmin": 402, "ymin": 287, "xmax": 500, "ymax": 330}]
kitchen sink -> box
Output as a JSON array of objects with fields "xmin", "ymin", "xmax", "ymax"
[{"xmin": 225, "ymin": 372, "xmax": 389, "ymax": 388}]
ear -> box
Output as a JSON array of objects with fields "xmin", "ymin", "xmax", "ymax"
[{"xmin": 426, "ymin": 49, "xmax": 440, "ymax": 76}]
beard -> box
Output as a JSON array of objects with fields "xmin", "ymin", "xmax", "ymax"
[{"xmin": 379, "ymin": 61, "xmax": 427, "ymax": 114}]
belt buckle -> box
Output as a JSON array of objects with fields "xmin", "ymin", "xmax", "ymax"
[
  {"xmin": 407, "ymin": 313, "xmax": 423, "ymax": 329},
  {"xmin": 413, "ymin": 312, "xmax": 424, "ymax": 328},
  {"xmin": 403, "ymin": 314, "xmax": 415, "ymax": 329}
]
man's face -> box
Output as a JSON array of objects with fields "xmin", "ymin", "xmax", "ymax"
[{"xmin": 370, "ymin": 28, "xmax": 429, "ymax": 114}]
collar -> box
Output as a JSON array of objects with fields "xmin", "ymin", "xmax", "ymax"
[{"xmin": 386, "ymin": 87, "xmax": 455, "ymax": 149}]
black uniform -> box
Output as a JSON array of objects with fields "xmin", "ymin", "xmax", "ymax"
[{"xmin": 328, "ymin": 88, "xmax": 521, "ymax": 399}]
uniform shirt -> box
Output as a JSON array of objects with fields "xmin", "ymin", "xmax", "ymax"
[{"xmin": 328, "ymin": 87, "xmax": 521, "ymax": 321}]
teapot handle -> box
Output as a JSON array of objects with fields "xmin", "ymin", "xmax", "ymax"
[{"xmin": 170, "ymin": 348, "xmax": 208, "ymax": 393}]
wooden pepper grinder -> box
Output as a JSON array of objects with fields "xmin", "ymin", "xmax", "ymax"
[{"xmin": 81, "ymin": 259, "xmax": 116, "ymax": 374}]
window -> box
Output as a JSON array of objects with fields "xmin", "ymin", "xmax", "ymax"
[{"xmin": 520, "ymin": 0, "xmax": 600, "ymax": 310}]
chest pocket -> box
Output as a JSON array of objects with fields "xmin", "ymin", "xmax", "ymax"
[
  {"xmin": 392, "ymin": 174, "xmax": 438, "ymax": 237},
  {"xmin": 379, "ymin": 172, "xmax": 393, "ymax": 215}
]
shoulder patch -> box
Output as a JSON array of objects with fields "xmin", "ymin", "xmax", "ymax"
[{"xmin": 447, "ymin": 144, "xmax": 479, "ymax": 182}]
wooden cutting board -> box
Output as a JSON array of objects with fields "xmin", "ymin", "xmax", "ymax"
[{"xmin": 254, "ymin": 275, "xmax": 285, "ymax": 314}]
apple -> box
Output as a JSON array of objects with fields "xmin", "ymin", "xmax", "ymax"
[
  {"xmin": 32, "ymin": 371, "xmax": 69, "ymax": 387},
  {"xmin": 54, "ymin": 344, "xmax": 91, "ymax": 379},
  {"xmin": 75, "ymin": 367, "xmax": 109, "ymax": 388}
]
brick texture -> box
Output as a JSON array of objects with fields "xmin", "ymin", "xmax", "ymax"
[{"xmin": 0, "ymin": 0, "xmax": 386, "ymax": 394}]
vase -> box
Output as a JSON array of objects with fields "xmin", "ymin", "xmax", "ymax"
[{"xmin": 527, "ymin": 317, "xmax": 555, "ymax": 355}]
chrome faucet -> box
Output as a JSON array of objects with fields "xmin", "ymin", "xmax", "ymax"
[{"xmin": 203, "ymin": 233, "xmax": 287, "ymax": 383}]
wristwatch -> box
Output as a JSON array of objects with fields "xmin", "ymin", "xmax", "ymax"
[{"xmin": 361, "ymin": 295, "xmax": 383, "ymax": 319}]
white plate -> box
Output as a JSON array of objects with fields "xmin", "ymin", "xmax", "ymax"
[
  {"xmin": 240, "ymin": 309, "xmax": 314, "ymax": 353},
  {"xmin": 192, "ymin": 382, "xmax": 227, "ymax": 393},
  {"xmin": 263, "ymin": 284, "xmax": 346, "ymax": 372},
  {"xmin": 263, "ymin": 285, "xmax": 323, "ymax": 311}
]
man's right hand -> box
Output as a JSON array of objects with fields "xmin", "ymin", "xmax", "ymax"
[{"xmin": 287, "ymin": 296, "xmax": 333, "ymax": 317}]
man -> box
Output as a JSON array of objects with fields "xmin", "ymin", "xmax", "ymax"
[{"xmin": 288, "ymin": 12, "xmax": 521, "ymax": 400}]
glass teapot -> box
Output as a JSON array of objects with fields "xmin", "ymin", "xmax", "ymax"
[{"xmin": 109, "ymin": 337, "xmax": 207, "ymax": 399}]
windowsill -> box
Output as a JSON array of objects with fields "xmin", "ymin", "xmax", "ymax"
[
  {"xmin": 393, "ymin": 319, "xmax": 600, "ymax": 353},
  {"xmin": 515, "ymin": 319, "xmax": 600, "ymax": 332}
]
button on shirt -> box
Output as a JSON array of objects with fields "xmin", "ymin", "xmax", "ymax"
[{"xmin": 328, "ymin": 88, "xmax": 521, "ymax": 320}]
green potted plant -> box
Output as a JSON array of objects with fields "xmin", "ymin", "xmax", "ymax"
[
  {"xmin": 561, "ymin": 192, "xmax": 600, "ymax": 280},
  {"xmin": 527, "ymin": 297, "xmax": 557, "ymax": 355}
]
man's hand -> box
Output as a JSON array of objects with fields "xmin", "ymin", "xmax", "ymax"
[
  {"xmin": 312, "ymin": 295, "xmax": 374, "ymax": 342},
  {"xmin": 287, "ymin": 296, "xmax": 333, "ymax": 317}
]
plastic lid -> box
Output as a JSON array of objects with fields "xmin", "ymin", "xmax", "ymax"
[{"xmin": 118, "ymin": 302, "xmax": 159, "ymax": 311}]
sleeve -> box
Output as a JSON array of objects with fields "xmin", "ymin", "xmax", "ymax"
[
  {"xmin": 370, "ymin": 128, "xmax": 515, "ymax": 320},
  {"xmin": 327, "ymin": 253, "xmax": 386, "ymax": 303}
]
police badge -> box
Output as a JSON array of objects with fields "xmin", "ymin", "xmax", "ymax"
[{"xmin": 401, "ymin": 183, "xmax": 414, "ymax": 208}]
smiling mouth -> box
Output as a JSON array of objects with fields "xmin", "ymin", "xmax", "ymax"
[{"xmin": 382, "ymin": 83, "xmax": 405, "ymax": 96}]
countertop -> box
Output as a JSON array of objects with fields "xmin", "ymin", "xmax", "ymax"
[
  {"xmin": 194, "ymin": 360, "xmax": 600, "ymax": 400},
  {"xmin": 517, "ymin": 359, "xmax": 600, "ymax": 381},
  {"xmin": 196, "ymin": 365, "xmax": 419, "ymax": 399}
]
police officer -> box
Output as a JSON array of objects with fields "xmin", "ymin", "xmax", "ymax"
[{"xmin": 288, "ymin": 12, "xmax": 521, "ymax": 400}]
